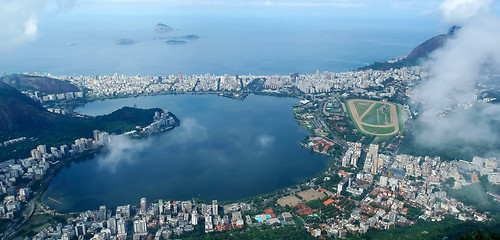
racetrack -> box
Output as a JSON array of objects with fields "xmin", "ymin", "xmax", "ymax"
[{"xmin": 347, "ymin": 99, "xmax": 400, "ymax": 136}]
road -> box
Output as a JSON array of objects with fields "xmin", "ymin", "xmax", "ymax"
[
  {"xmin": 315, "ymin": 104, "xmax": 348, "ymax": 149},
  {"xmin": 3, "ymin": 150, "xmax": 99, "ymax": 239},
  {"xmin": 319, "ymin": 117, "xmax": 348, "ymax": 148},
  {"xmin": 4, "ymin": 190, "xmax": 37, "ymax": 239}
]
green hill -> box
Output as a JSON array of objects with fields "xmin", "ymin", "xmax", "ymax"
[
  {"xmin": 1, "ymin": 74, "xmax": 80, "ymax": 94},
  {"xmin": 360, "ymin": 26, "xmax": 460, "ymax": 71},
  {"xmin": 0, "ymin": 82, "xmax": 164, "ymax": 161},
  {"xmin": 0, "ymin": 81, "xmax": 71, "ymax": 137}
]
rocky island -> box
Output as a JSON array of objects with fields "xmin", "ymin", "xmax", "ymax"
[
  {"xmin": 114, "ymin": 38, "xmax": 135, "ymax": 45},
  {"xmin": 170, "ymin": 35, "xmax": 200, "ymax": 40},
  {"xmin": 155, "ymin": 23, "xmax": 173, "ymax": 32},
  {"xmin": 166, "ymin": 40, "xmax": 187, "ymax": 45}
]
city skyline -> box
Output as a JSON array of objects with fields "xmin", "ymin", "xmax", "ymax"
[{"xmin": 1, "ymin": 0, "xmax": 500, "ymax": 239}]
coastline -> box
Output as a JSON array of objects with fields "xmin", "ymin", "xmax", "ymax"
[{"xmin": 4, "ymin": 106, "xmax": 181, "ymax": 234}]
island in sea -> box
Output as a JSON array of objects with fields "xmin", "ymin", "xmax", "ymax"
[
  {"xmin": 170, "ymin": 35, "xmax": 200, "ymax": 40},
  {"xmin": 157, "ymin": 35, "xmax": 200, "ymax": 44},
  {"xmin": 166, "ymin": 39, "xmax": 187, "ymax": 45},
  {"xmin": 155, "ymin": 23, "xmax": 173, "ymax": 33},
  {"xmin": 114, "ymin": 38, "xmax": 135, "ymax": 45}
]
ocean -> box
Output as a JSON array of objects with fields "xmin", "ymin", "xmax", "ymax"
[{"xmin": 0, "ymin": 13, "xmax": 439, "ymax": 76}]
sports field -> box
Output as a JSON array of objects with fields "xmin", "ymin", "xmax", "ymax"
[{"xmin": 346, "ymin": 99, "xmax": 402, "ymax": 136}]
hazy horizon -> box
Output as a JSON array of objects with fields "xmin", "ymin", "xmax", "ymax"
[{"xmin": 1, "ymin": 0, "xmax": 487, "ymax": 76}]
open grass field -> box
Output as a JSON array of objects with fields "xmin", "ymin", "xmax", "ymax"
[
  {"xmin": 353, "ymin": 101, "xmax": 372, "ymax": 117},
  {"xmin": 298, "ymin": 189, "xmax": 326, "ymax": 202},
  {"xmin": 277, "ymin": 195, "xmax": 302, "ymax": 207},
  {"xmin": 12, "ymin": 214, "xmax": 56, "ymax": 239},
  {"xmin": 362, "ymin": 103, "xmax": 391, "ymax": 125},
  {"xmin": 346, "ymin": 99, "xmax": 403, "ymax": 136}
]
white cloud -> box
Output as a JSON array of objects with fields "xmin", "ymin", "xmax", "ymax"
[
  {"xmin": 413, "ymin": 0, "xmax": 500, "ymax": 149},
  {"xmin": 97, "ymin": 135, "xmax": 152, "ymax": 173},
  {"xmin": 173, "ymin": 118, "xmax": 209, "ymax": 143},
  {"xmin": 438, "ymin": 0, "xmax": 494, "ymax": 25},
  {"xmin": 0, "ymin": 0, "xmax": 76, "ymax": 52},
  {"xmin": 256, "ymin": 134, "xmax": 275, "ymax": 148},
  {"xmin": 23, "ymin": 17, "xmax": 39, "ymax": 39}
]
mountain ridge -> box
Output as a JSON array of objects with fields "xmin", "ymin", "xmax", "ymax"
[
  {"xmin": 360, "ymin": 26, "xmax": 460, "ymax": 71},
  {"xmin": 0, "ymin": 81, "xmax": 65, "ymax": 135},
  {"xmin": 1, "ymin": 74, "xmax": 80, "ymax": 94}
]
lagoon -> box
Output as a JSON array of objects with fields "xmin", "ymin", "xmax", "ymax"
[{"xmin": 42, "ymin": 94, "xmax": 330, "ymax": 212}]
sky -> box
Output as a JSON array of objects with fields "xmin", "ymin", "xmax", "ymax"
[{"xmin": 62, "ymin": 0, "xmax": 446, "ymax": 19}]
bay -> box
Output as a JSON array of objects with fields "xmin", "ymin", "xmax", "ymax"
[{"xmin": 42, "ymin": 94, "xmax": 330, "ymax": 212}]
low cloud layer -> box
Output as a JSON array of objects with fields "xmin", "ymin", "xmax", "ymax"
[
  {"xmin": 97, "ymin": 135, "xmax": 152, "ymax": 173},
  {"xmin": 96, "ymin": 118, "xmax": 208, "ymax": 172},
  {"xmin": 256, "ymin": 134, "xmax": 276, "ymax": 148},
  {"xmin": 174, "ymin": 118, "xmax": 209, "ymax": 143},
  {"xmin": 413, "ymin": 0, "xmax": 500, "ymax": 150}
]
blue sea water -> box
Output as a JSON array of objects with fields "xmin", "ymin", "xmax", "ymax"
[{"xmin": 0, "ymin": 13, "xmax": 439, "ymax": 76}]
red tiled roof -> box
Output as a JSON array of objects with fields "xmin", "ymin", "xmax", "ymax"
[
  {"xmin": 323, "ymin": 199, "xmax": 334, "ymax": 206},
  {"xmin": 295, "ymin": 204, "xmax": 315, "ymax": 215},
  {"xmin": 317, "ymin": 187, "xmax": 327, "ymax": 193},
  {"xmin": 264, "ymin": 208, "xmax": 274, "ymax": 214},
  {"xmin": 471, "ymin": 173, "xmax": 480, "ymax": 183}
]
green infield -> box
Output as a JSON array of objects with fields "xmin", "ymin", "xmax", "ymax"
[{"xmin": 346, "ymin": 99, "xmax": 403, "ymax": 136}]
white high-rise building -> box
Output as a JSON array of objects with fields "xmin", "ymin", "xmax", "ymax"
[
  {"xmin": 75, "ymin": 139, "xmax": 86, "ymax": 153},
  {"xmin": 37, "ymin": 145, "xmax": 47, "ymax": 154},
  {"xmin": 108, "ymin": 217, "xmax": 117, "ymax": 234},
  {"xmin": 140, "ymin": 197, "xmax": 147, "ymax": 215},
  {"xmin": 212, "ymin": 200, "xmax": 218, "ymax": 216},
  {"xmin": 191, "ymin": 211, "xmax": 199, "ymax": 225},
  {"xmin": 93, "ymin": 130, "xmax": 101, "ymax": 142},
  {"xmin": 116, "ymin": 205, "xmax": 130, "ymax": 219},
  {"xmin": 50, "ymin": 147, "xmax": 61, "ymax": 158},
  {"xmin": 342, "ymin": 150, "xmax": 352, "ymax": 167},
  {"xmin": 117, "ymin": 219, "xmax": 126, "ymax": 235},
  {"xmin": 31, "ymin": 149, "xmax": 42, "ymax": 160},
  {"xmin": 60, "ymin": 145, "xmax": 69, "ymax": 156},
  {"xmin": 158, "ymin": 199, "xmax": 163, "ymax": 214},
  {"xmin": 98, "ymin": 205, "xmax": 107, "ymax": 221},
  {"xmin": 133, "ymin": 219, "xmax": 147, "ymax": 234},
  {"xmin": 99, "ymin": 132, "xmax": 111, "ymax": 145},
  {"xmin": 75, "ymin": 222, "xmax": 86, "ymax": 236}
]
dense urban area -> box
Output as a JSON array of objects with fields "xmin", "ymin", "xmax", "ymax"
[{"xmin": 1, "ymin": 65, "xmax": 500, "ymax": 239}]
